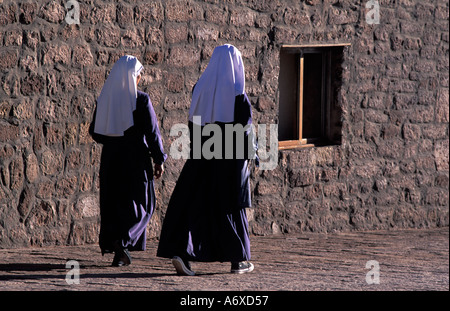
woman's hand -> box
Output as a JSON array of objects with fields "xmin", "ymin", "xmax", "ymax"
[{"xmin": 154, "ymin": 163, "xmax": 164, "ymax": 179}]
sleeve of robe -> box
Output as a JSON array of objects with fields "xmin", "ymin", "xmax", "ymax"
[
  {"xmin": 135, "ymin": 93, "xmax": 167, "ymax": 165},
  {"xmin": 234, "ymin": 93, "xmax": 259, "ymax": 165}
]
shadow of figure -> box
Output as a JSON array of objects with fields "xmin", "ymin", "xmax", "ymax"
[{"xmin": 0, "ymin": 263, "xmax": 172, "ymax": 281}]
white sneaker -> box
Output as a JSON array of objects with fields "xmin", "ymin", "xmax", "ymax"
[
  {"xmin": 231, "ymin": 261, "xmax": 254, "ymax": 274},
  {"xmin": 172, "ymin": 256, "xmax": 195, "ymax": 276}
]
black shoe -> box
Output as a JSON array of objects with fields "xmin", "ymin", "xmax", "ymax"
[
  {"xmin": 231, "ymin": 261, "xmax": 254, "ymax": 274},
  {"xmin": 112, "ymin": 242, "xmax": 131, "ymax": 267},
  {"xmin": 172, "ymin": 256, "xmax": 195, "ymax": 276}
]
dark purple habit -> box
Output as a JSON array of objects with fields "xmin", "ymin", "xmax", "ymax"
[
  {"xmin": 157, "ymin": 93, "xmax": 255, "ymax": 262},
  {"xmin": 90, "ymin": 91, "xmax": 167, "ymax": 253}
]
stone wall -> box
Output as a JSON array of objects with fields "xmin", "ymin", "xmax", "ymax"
[{"xmin": 0, "ymin": 0, "xmax": 448, "ymax": 248}]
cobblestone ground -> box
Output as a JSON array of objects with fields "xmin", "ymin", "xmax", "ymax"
[{"xmin": 0, "ymin": 228, "xmax": 448, "ymax": 292}]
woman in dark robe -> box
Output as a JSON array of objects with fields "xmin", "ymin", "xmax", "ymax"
[
  {"xmin": 157, "ymin": 44, "xmax": 257, "ymax": 275},
  {"xmin": 89, "ymin": 55, "xmax": 167, "ymax": 267}
]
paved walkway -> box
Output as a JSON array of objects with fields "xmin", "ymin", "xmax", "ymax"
[{"xmin": 0, "ymin": 228, "xmax": 448, "ymax": 292}]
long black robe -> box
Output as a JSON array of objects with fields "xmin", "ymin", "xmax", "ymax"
[
  {"xmin": 90, "ymin": 91, "xmax": 167, "ymax": 253},
  {"xmin": 157, "ymin": 93, "xmax": 255, "ymax": 262}
]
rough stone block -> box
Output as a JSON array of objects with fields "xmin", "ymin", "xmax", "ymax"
[
  {"xmin": 117, "ymin": 3, "xmax": 133, "ymax": 28},
  {"xmin": 164, "ymin": 70, "xmax": 184, "ymax": 93},
  {"xmin": 328, "ymin": 7, "xmax": 358, "ymax": 25},
  {"xmin": 41, "ymin": 43, "xmax": 71, "ymax": 66},
  {"xmin": 163, "ymin": 93, "xmax": 190, "ymax": 111},
  {"xmin": 121, "ymin": 29, "xmax": 144, "ymax": 49},
  {"xmin": 26, "ymin": 200, "xmax": 56, "ymax": 230},
  {"xmin": 0, "ymin": 122, "xmax": 20, "ymax": 142},
  {"xmin": 9, "ymin": 156, "xmax": 24, "ymax": 192},
  {"xmin": 17, "ymin": 185, "xmax": 34, "ymax": 218},
  {"xmin": 19, "ymin": 54, "xmax": 37, "ymax": 71},
  {"xmin": 22, "ymin": 30, "xmax": 39, "ymax": 51},
  {"xmin": 143, "ymin": 48, "xmax": 163, "ymax": 65},
  {"xmin": 24, "ymin": 152, "xmax": 39, "ymax": 183},
  {"xmin": 55, "ymin": 175, "xmax": 77, "ymax": 197},
  {"xmin": 65, "ymin": 148, "xmax": 83, "ymax": 171},
  {"xmin": 39, "ymin": 0, "xmax": 64, "ymax": 24},
  {"xmin": 402, "ymin": 123, "xmax": 422, "ymax": 141},
  {"xmin": 205, "ymin": 4, "xmax": 228, "ymax": 25},
  {"xmin": 19, "ymin": 2, "xmax": 37, "ymax": 24},
  {"xmin": 283, "ymin": 7, "xmax": 310, "ymax": 26},
  {"xmin": 167, "ymin": 45, "xmax": 199, "ymax": 68},
  {"xmin": 256, "ymin": 96, "xmax": 276, "ymax": 111},
  {"xmin": 145, "ymin": 26, "xmax": 164, "ymax": 46},
  {"xmin": 134, "ymin": 1, "xmax": 164, "ymax": 23},
  {"xmin": 89, "ymin": 3, "xmax": 115, "ymax": 24},
  {"xmin": 0, "ymin": 2, "xmax": 17, "ymax": 26},
  {"xmin": 96, "ymin": 26, "xmax": 120, "ymax": 48},
  {"xmin": 230, "ymin": 8, "xmax": 256, "ymax": 27},
  {"xmin": 165, "ymin": 22, "xmax": 189, "ymax": 44},
  {"xmin": 403, "ymin": 37, "xmax": 421, "ymax": 50},
  {"xmin": 436, "ymin": 88, "xmax": 449, "ymax": 123},
  {"xmin": 288, "ymin": 168, "xmax": 316, "ymax": 187},
  {"xmin": 72, "ymin": 45, "xmax": 93, "ymax": 68},
  {"xmin": 3, "ymin": 29, "xmax": 23, "ymax": 46},
  {"xmin": 75, "ymin": 195, "xmax": 99, "ymax": 219},
  {"xmin": 0, "ymin": 49, "xmax": 18, "ymax": 70},
  {"xmin": 195, "ymin": 23, "xmax": 219, "ymax": 42},
  {"xmin": 84, "ymin": 67, "xmax": 105, "ymax": 90},
  {"xmin": 165, "ymin": 0, "xmax": 203, "ymax": 22},
  {"xmin": 39, "ymin": 149, "xmax": 63, "ymax": 176},
  {"xmin": 434, "ymin": 140, "xmax": 449, "ymax": 172}
]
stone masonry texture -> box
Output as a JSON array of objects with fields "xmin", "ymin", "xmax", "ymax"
[{"xmin": 0, "ymin": 0, "xmax": 448, "ymax": 248}]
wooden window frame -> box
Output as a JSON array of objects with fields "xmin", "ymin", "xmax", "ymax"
[{"xmin": 278, "ymin": 43, "xmax": 351, "ymax": 150}]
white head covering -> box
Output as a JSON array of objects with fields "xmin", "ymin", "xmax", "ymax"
[
  {"xmin": 189, "ymin": 44, "xmax": 245, "ymax": 125},
  {"xmin": 94, "ymin": 55, "xmax": 143, "ymax": 136}
]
